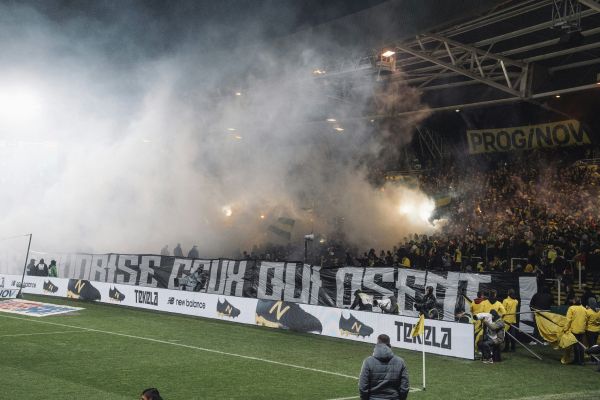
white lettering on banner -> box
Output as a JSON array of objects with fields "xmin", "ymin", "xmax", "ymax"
[
  {"xmin": 224, "ymin": 260, "xmax": 247, "ymax": 297},
  {"xmin": 168, "ymin": 258, "xmax": 193, "ymax": 289},
  {"xmin": 283, "ymin": 263, "xmax": 311, "ymax": 303},
  {"xmin": 362, "ymin": 268, "xmax": 395, "ymax": 299},
  {"xmin": 106, "ymin": 255, "xmax": 118, "ymax": 283},
  {"xmin": 335, "ymin": 267, "xmax": 364, "ymax": 308},
  {"xmin": 138, "ymin": 256, "xmax": 160, "ymax": 288},
  {"xmin": 461, "ymin": 273, "xmax": 492, "ymax": 303},
  {"xmin": 116, "ymin": 255, "xmax": 139, "ymax": 284},
  {"xmin": 206, "ymin": 260, "xmax": 227, "ymax": 294},
  {"xmin": 397, "ymin": 269, "xmax": 425, "ymax": 318},
  {"xmin": 72, "ymin": 254, "xmax": 93, "ymax": 280},
  {"xmin": 89, "ymin": 255, "xmax": 109, "ymax": 282},
  {"xmin": 257, "ymin": 262, "xmax": 285, "ymax": 300},
  {"xmin": 309, "ymin": 266, "xmax": 322, "ymax": 305},
  {"xmin": 519, "ymin": 276, "xmax": 536, "ymax": 334},
  {"xmin": 425, "ymin": 272, "xmax": 459, "ymax": 320}
]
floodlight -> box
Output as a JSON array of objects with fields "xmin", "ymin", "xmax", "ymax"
[{"xmin": 382, "ymin": 50, "xmax": 396, "ymax": 57}]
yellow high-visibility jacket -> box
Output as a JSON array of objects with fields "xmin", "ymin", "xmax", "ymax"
[
  {"xmin": 502, "ymin": 297, "xmax": 519, "ymax": 324},
  {"xmin": 565, "ymin": 305, "xmax": 588, "ymax": 334},
  {"xmin": 586, "ymin": 308, "xmax": 600, "ymax": 333},
  {"xmin": 481, "ymin": 299, "xmax": 506, "ymax": 316}
]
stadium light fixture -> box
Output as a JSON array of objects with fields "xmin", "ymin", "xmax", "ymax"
[
  {"xmin": 382, "ymin": 50, "xmax": 395, "ymax": 57},
  {"xmin": 555, "ymin": 95, "xmax": 561, "ymax": 98},
  {"xmin": 235, "ymin": 92, "xmax": 242, "ymax": 96},
  {"xmin": 326, "ymin": 118, "xmax": 336, "ymax": 122},
  {"xmin": 455, "ymin": 109, "xmax": 460, "ymax": 113},
  {"xmin": 334, "ymin": 127, "xmax": 344, "ymax": 132},
  {"xmin": 227, "ymin": 128, "xmax": 236, "ymax": 131}
]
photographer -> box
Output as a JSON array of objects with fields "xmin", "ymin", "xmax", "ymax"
[
  {"xmin": 474, "ymin": 310, "xmax": 505, "ymax": 364},
  {"xmin": 351, "ymin": 289, "xmax": 373, "ymax": 312},
  {"xmin": 175, "ymin": 266, "xmax": 206, "ymax": 292},
  {"xmin": 416, "ymin": 286, "xmax": 438, "ymax": 319},
  {"xmin": 374, "ymin": 295, "xmax": 399, "ymax": 315}
]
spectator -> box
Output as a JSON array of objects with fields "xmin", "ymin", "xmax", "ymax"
[
  {"xmin": 359, "ymin": 334, "xmax": 409, "ymax": 400},
  {"xmin": 35, "ymin": 259, "xmax": 48, "ymax": 277},
  {"xmin": 173, "ymin": 243, "xmax": 184, "ymax": 257},
  {"xmin": 161, "ymin": 245, "xmax": 170, "ymax": 256},
  {"xmin": 187, "ymin": 245, "xmax": 200, "ymax": 259},
  {"xmin": 48, "ymin": 260, "xmax": 58, "ymax": 278}
]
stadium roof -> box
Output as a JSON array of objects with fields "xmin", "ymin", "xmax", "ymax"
[{"xmin": 318, "ymin": 0, "xmax": 600, "ymax": 116}]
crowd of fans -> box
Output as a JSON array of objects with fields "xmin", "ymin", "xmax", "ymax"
[{"xmin": 235, "ymin": 149, "xmax": 600, "ymax": 294}]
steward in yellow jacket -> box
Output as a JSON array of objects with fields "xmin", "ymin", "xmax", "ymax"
[
  {"xmin": 502, "ymin": 289, "xmax": 519, "ymax": 352},
  {"xmin": 564, "ymin": 298, "xmax": 588, "ymax": 365},
  {"xmin": 586, "ymin": 297, "xmax": 600, "ymax": 347},
  {"xmin": 481, "ymin": 290, "xmax": 506, "ymax": 317}
]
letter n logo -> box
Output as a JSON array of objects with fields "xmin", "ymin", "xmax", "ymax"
[
  {"xmin": 269, "ymin": 301, "xmax": 290, "ymax": 321},
  {"xmin": 74, "ymin": 280, "xmax": 86, "ymax": 293},
  {"xmin": 352, "ymin": 322, "xmax": 362, "ymax": 332}
]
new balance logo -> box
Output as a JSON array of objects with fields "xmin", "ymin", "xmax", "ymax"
[
  {"xmin": 217, "ymin": 298, "xmax": 240, "ymax": 318},
  {"xmin": 43, "ymin": 280, "xmax": 59, "ymax": 293},
  {"xmin": 255, "ymin": 300, "xmax": 322, "ymax": 333},
  {"xmin": 108, "ymin": 287, "xmax": 125, "ymax": 302},
  {"xmin": 339, "ymin": 313, "xmax": 373, "ymax": 338},
  {"xmin": 269, "ymin": 301, "xmax": 290, "ymax": 320}
]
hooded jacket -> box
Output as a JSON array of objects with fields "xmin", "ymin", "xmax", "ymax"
[{"xmin": 359, "ymin": 344, "xmax": 409, "ymax": 400}]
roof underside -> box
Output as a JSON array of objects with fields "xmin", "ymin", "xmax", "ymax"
[{"xmin": 318, "ymin": 0, "xmax": 600, "ymax": 116}]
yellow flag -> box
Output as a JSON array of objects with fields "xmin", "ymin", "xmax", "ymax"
[
  {"xmin": 411, "ymin": 314, "xmax": 425, "ymax": 337},
  {"xmin": 535, "ymin": 311, "xmax": 578, "ymax": 349}
]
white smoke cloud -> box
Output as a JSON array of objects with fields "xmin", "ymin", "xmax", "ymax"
[{"xmin": 0, "ymin": 2, "xmax": 436, "ymax": 257}]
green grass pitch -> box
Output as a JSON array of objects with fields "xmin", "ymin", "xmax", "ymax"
[{"xmin": 1, "ymin": 295, "xmax": 600, "ymax": 399}]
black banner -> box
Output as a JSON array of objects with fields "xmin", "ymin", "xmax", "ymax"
[{"xmin": 27, "ymin": 252, "xmax": 536, "ymax": 324}]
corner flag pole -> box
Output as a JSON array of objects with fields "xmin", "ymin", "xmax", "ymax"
[
  {"xmin": 16, "ymin": 234, "xmax": 32, "ymax": 299},
  {"xmin": 410, "ymin": 313, "xmax": 426, "ymax": 390},
  {"xmin": 422, "ymin": 331, "xmax": 426, "ymax": 390}
]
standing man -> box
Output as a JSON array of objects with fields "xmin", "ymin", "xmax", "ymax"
[
  {"xmin": 48, "ymin": 260, "xmax": 58, "ymax": 278},
  {"xmin": 564, "ymin": 297, "xmax": 588, "ymax": 365},
  {"xmin": 173, "ymin": 243, "xmax": 184, "ymax": 257},
  {"xmin": 474, "ymin": 310, "xmax": 505, "ymax": 363},
  {"xmin": 359, "ymin": 334, "xmax": 409, "ymax": 400},
  {"xmin": 586, "ymin": 298, "xmax": 600, "ymax": 347},
  {"xmin": 502, "ymin": 289, "xmax": 519, "ymax": 352}
]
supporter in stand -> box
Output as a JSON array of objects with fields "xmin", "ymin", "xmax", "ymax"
[
  {"xmin": 187, "ymin": 245, "xmax": 200, "ymax": 259},
  {"xmin": 48, "ymin": 260, "xmax": 58, "ymax": 278},
  {"xmin": 160, "ymin": 245, "xmax": 170, "ymax": 256},
  {"xmin": 173, "ymin": 243, "xmax": 184, "ymax": 257}
]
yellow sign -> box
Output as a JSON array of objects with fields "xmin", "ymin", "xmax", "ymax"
[{"xmin": 467, "ymin": 120, "xmax": 591, "ymax": 154}]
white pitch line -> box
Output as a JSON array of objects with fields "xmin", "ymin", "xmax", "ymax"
[
  {"xmin": 324, "ymin": 396, "xmax": 359, "ymax": 400},
  {"xmin": 0, "ymin": 330, "xmax": 88, "ymax": 338},
  {"xmin": 507, "ymin": 390, "xmax": 600, "ymax": 400},
  {"xmin": 0, "ymin": 314, "xmax": 357, "ymax": 380}
]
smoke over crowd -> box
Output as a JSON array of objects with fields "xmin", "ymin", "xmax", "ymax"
[{"xmin": 0, "ymin": 1, "xmax": 435, "ymax": 257}]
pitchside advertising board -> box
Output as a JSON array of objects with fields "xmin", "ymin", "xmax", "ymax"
[
  {"xmin": 26, "ymin": 252, "xmax": 538, "ymax": 334},
  {"xmin": 1, "ymin": 273, "xmax": 475, "ymax": 359}
]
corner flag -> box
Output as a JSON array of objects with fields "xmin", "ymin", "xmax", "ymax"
[
  {"xmin": 411, "ymin": 313, "xmax": 426, "ymax": 390},
  {"xmin": 411, "ymin": 314, "xmax": 425, "ymax": 337}
]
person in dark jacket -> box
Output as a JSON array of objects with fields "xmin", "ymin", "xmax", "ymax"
[
  {"xmin": 173, "ymin": 243, "xmax": 184, "ymax": 257},
  {"xmin": 359, "ymin": 334, "xmax": 409, "ymax": 400},
  {"xmin": 351, "ymin": 289, "xmax": 373, "ymax": 311},
  {"xmin": 187, "ymin": 245, "xmax": 199, "ymax": 259}
]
